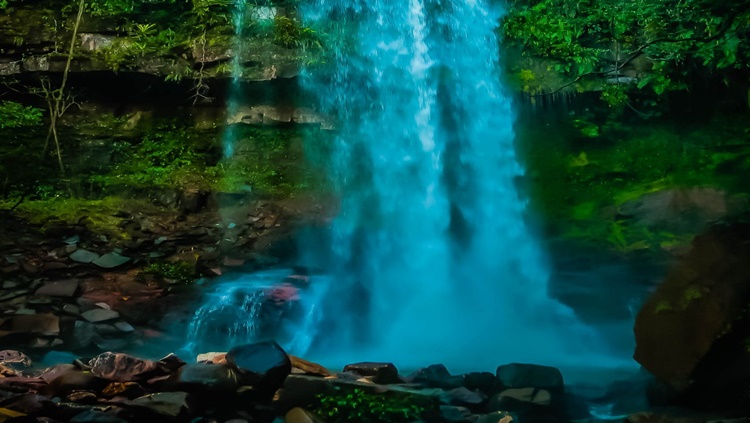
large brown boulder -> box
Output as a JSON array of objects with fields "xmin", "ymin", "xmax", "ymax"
[{"xmin": 634, "ymin": 223, "xmax": 750, "ymax": 405}]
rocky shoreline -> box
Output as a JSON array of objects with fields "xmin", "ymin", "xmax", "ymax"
[{"xmin": 0, "ymin": 342, "xmax": 747, "ymax": 423}]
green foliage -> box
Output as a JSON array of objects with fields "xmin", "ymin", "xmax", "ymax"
[
  {"xmin": 0, "ymin": 0, "xmax": 7, "ymax": 9},
  {"xmin": 91, "ymin": 128, "xmax": 212, "ymax": 190},
  {"xmin": 312, "ymin": 388, "xmax": 428, "ymax": 423},
  {"xmin": 0, "ymin": 101, "xmax": 44, "ymax": 129},
  {"xmin": 519, "ymin": 114, "xmax": 750, "ymax": 252},
  {"xmin": 139, "ymin": 261, "xmax": 196, "ymax": 284},
  {"xmin": 273, "ymin": 16, "xmax": 322, "ymax": 50},
  {"xmin": 502, "ymin": 0, "xmax": 750, "ymax": 98}
]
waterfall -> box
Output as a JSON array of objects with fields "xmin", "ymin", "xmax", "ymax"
[
  {"xmin": 223, "ymin": 0, "xmax": 248, "ymax": 159},
  {"xmin": 300, "ymin": 0, "xmax": 613, "ymax": 370}
]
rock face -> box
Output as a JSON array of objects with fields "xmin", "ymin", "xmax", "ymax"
[
  {"xmin": 634, "ymin": 223, "xmax": 750, "ymax": 408},
  {"xmin": 619, "ymin": 188, "xmax": 744, "ymax": 233}
]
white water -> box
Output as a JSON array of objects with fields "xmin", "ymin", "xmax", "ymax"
[{"xmin": 299, "ymin": 0, "xmax": 633, "ymax": 372}]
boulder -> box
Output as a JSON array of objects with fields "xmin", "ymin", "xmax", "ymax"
[
  {"xmin": 495, "ymin": 364, "xmax": 563, "ymax": 394},
  {"xmin": 440, "ymin": 405, "xmax": 473, "ymax": 422},
  {"xmin": 409, "ymin": 364, "xmax": 464, "ymax": 390},
  {"xmin": 175, "ymin": 363, "xmax": 238, "ymax": 394},
  {"xmin": 463, "ymin": 372, "xmax": 504, "ymax": 396},
  {"xmin": 88, "ymin": 352, "xmax": 163, "ymax": 382},
  {"xmin": 225, "ymin": 341, "xmax": 291, "ymax": 399},
  {"xmin": 342, "ymin": 362, "xmax": 399, "ymax": 384},
  {"xmin": 128, "ymin": 391, "xmax": 190, "ymax": 418},
  {"xmin": 634, "ymin": 223, "xmax": 750, "ymax": 405},
  {"xmin": 290, "ymin": 356, "xmax": 330, "ymax": 377},
  {"xmin": 0, "ymin": 350, "xmax": 33, "ymax": 370}
]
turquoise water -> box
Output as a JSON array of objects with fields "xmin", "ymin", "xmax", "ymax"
[{"xmin": 298, "ymin": 0, "xmax": 630, "ymax": 371}]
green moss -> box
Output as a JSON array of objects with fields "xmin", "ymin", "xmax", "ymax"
[
  {"xmin": 139, "ymin": 261, "xmax": 196, "ymax": 284},
  {"xmin": 679, "ymin": 285, "xmax": 705, "ymax": 309},
  {"xmin": 1, "ymin": 197, "xmax": 160, "ymax": 239},
  {"xmin": 655, "ymin": 300, "xmax": 674, "ymax": 314}
]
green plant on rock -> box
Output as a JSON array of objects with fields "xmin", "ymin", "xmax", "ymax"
[
  {"xmin": 502, "ymin": 0, "xmax": 750, "ymax": 105},
  {"xmin": 312, "ymin": 388, "xmax": 428, "ymax": 423},
  {"xmin": 273, "ymin": 16, "xmax": 321, "ymax": 51},
  {"xmin": 139, "ymin": 261, "xmax": 197, "ymax": 284},
  {"xmin": 0, "ymin": 101, "xmax": 44, "ymax": 129}
]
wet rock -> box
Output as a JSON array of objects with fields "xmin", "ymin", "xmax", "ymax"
[
  {"xmin": 69, "ymin": 250, "xmax": 100, "ymax": 264},
  {"xmin": 129, "ymin": 391, "xmax": 190, "ymax": 418},
  {"xmin": 290, "ymin": 356, "xmax": 330, "ymax": 377},
  {"xmin": 81, "ymin": 308, "xmax": 120, "ymax": 323},
  {"xmin": 440, "ymin": 405, "xmax": 473, "ymax": 422},
  {"xmin": 42, "ymin": 370, "xmax": 108, "ymax": 397},
  {"xmin": 634, "ymin": 224, "xmax": 750, "ymax": 407},
  {"xmin": 225, "ymin": 341, "xmax": 291, "ymax": 398},
  {"xmin": 1, "ymin": 393, "xmax": 55, "ymax": 415},
  {"xmin": 441, "ymin": 386, "xmax": 486, "ymax": 406},
  {"xmin": 70, "ymin": 321, "xmax": 97, "ymax": 349},
  {"xmin": 196, "ymin": 352, "xmax": 226, "ymax": 364},
  {"xmin": 114, "ymin": 321, "xmax": 135, "ymax": 333},
  {"xmin": 463, "ymin": 372, "xmax": 503, "ymax": 396},
  {"xmin": 1, "ymin": 313, "xmax": 59, "ymax": 335},
  {"xmin": 67, "ymin": 390, "xmax": 98, "ymax": 404},
  {"xmin": 63, "ymin": 304, "xmax": 81, "ymax": 315},
  {"xmin": 102, "ymin": 382, "xmax": 146, "ymax": 399},
  {"xmin": 410, "ymin": 364, "xmax": 464, "ymax": 390},
  {"xmin": 487, "ymin": 388, "xmax": 558, "ymax": 421},
  {"xmin": 176, "ymin": 363, "xmax": 238, "ymax": 394},
  {"xmin": 495, "ymin": 364, "xmax": 563, "ymax": 394},
  {"xmin": 92, "ymin": 252, "xmax": 131, "ymax": 269},
  {"xmin": 35, "ymin": 279, "xmax": 78, "ymax": 297},
  {"xmin": 70, "ymin": 409, "xmax": 128, "ymax": 423},
  {"xmin": 88, "ymin": 352, "xmax": 162, "ymax": 382},
  {"xmin": 476, "ymin": 411, "xmax": 516, "ymax": 423},
  {"xmin": 79, "ymin": 33, "xmax": 116, "ymax": 52},
  {"xmin": 343, "ymin": 362, "xmax": 399, "ymax": 384},
  {"xmin": 40, "ymin": 364, "xmax": 79, "ymax": 383},
  {"xmin": 284, "ymin": 407, "xmax": 320, "ymax": 423},
  {"xmin": 0, "ymin": 350, "xmax": 33, "ymax": 369}
]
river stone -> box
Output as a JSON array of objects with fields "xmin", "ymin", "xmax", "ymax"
[
  {"xmin": 495, "ymin": 363, "xmax": 563, "ymax": 393},
  {"xmin": 89, "ymin": 352, "xmax": 161, "ymax": 382},
  {"xmin": 81, "ymin": 308, "xmax": 120, "ymax": 322},
  {"xmin": 69, "ymin": 249, "xmax": 100, "ymax": 264},
  {"xmin": 70, "ymin": 410, "xmax": 128, "ymax": 423},
  {"xmin": 129, "ymin": 391, "xmax": 189, "ymax": 418},
  {"xmin": 176, "ymin": 363, "xmax": 238, "ymax": 393},
  {"xmin": 343, "ymin": 362, "xmax": 399, "ymax": 384},
  {"xmin": 440, "ymin": 405, "xmax": 473, "ymax": 422},
  {"xmin": 463, "ymin": 372, "xmax": 504, "ymax": 396},
  {"xmin": 226, "ymin": 341, "xmax": 291, "ymax": 398},
  {"xmin": 0, "ymin": 350, "xmax": 32, "ymax": 369},
  {"xmin": 410, "ymin": 364, "xmax": 464, "ymax": 390},
  {"xmin": 634, "ymin": 223, "xmax": 750, "ymax": 408},
  {"xmin": 92, "ymin": 252, "xmax": 131, "ymax": 268},
  {"xmin": 36, "ymin": 279, "xmax": 79, "ymax": 297},
  {"xmin": 114, "ymin": 321, "xmax": 134, "ymax": 332}
]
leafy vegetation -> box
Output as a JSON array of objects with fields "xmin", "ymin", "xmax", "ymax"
[
  {"xmin": 502, "ymin": 0, "xmax": 750, "ymax": 104},
  {"xmin": 0, "ymin": 101, "xmax": 43, "ymax": 129},
  {"xmin": 311, "ymin": 388, "xmax": 430, "ymax": 423},
  {"xmin": 139, "ymin": 261, "xmax": 197, "ymax": 284},
  {"xmin": 519, "ymin": 112, "xmax": 750, "ymax": 252}
]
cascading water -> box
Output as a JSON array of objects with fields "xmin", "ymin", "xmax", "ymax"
[
  {"xmin": 222, "ymin": 0, "xmax": 248, "ymax": 159},
  {"xmin": 300, "ymin": 0, "xmax": 628, "ymax": 371}
]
